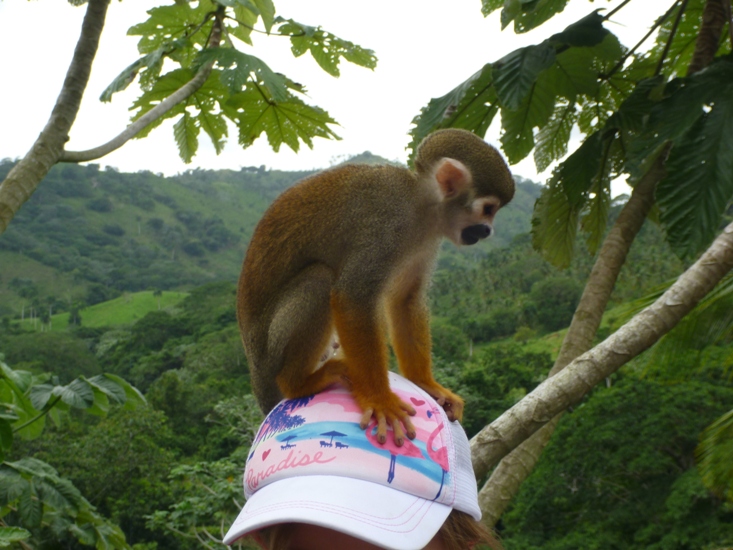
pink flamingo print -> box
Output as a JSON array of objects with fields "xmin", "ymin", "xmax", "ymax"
[
  {"xmin": 365, "ymin": 420, "xmax": 424, "ymax": 483},
  {"xmin": 427, "ymin": 422, "xmax": 449, "ymax": 499}
]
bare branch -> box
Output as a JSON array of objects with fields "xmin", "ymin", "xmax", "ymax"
[
  {"xmin": 471, "ymin": 221, "xmax": 733, "ymax": 479},
  {"xmin": 62, "ymin": 7, "xmax": 225, "ymax": 163},
  {"xmin": 61, "ymin": 65, "xmax": 214, "ymax": 163},
  {"xmin": 656, "ymin": 0, "xmax": 690, "ymax": 75},
  {"xmin": 604, "ymin": 0, "xmax": 680, "ymax": 80}
]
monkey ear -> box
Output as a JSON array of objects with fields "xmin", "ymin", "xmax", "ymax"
[{"xmin": 434, "ymin": 159, "xmax": 470, "ymax": 199}]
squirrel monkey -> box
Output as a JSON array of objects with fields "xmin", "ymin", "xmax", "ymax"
[{"xmin": 237, "ymin": 129, "xmax": 514, "ymax": 445}]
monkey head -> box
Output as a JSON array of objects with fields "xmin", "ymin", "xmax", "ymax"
[{"xmin": 414, "ymin": 128, "xmax": 514, "ymax": 247}]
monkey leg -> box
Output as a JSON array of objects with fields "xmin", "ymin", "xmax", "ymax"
[
  {"xmin": 270, "ymin": 264, "xmax": 349, "ymax": 404},
  {"xmin": 387, "ymin": 282, "xmax": 465, "ymax": 422},
  {"xmin": 330, "ymin": 291, "xmax": 417, "ymax": 446}
]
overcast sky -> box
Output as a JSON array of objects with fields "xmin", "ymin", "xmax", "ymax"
[{"xmin": 0, "ymin": 0, "xmax": 660, "ymax": 190}]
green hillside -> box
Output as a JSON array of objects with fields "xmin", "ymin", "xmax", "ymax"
[
  {"xmin": 0, "ymin": 158, "xmax": 542, "ymax": 320},
  {"xmin": 17, "ymin": 290, "xmax": 188, "ymax": 332}
]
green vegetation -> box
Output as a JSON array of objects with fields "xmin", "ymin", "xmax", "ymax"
[
  {"xmin": 28, "ymin": 290, "xmax": 189, "ymax": 332},
  {"xmin": 0, "ymin": 359, "xmax": 144, "ymax": 548}
]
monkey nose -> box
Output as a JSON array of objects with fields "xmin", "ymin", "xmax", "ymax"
[{"xmin": 461, "ymin": 224, "xmax": 491, "ymax": 245}]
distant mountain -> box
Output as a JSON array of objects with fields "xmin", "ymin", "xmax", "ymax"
[{"xmin": 0, "ymin": 158, "xmax": 542, "ymax": 317}]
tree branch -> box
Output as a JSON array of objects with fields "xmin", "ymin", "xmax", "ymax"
[
  {"xmin": 604, "ymin": 0, "xmax": 636, "ymax": 21},
  {"xmin": 656, "ymin": 0, "xmax": 690, "ymax": 75},
  {"xmin": 604, "ymin": 0, "xmax": 680, "ymax": 80},
  {"xmin": 477, "ymin": 144, "xmax": 669, "ymax": 525},
  {"xmin": 687, "ymin": 0, "xmax": 728, "ymax": 75},
  {"xmin": 471, "ymin": 220, "xmax": 733, "ymax": 479},
  {"xmin": 0, "ymin": 0, "xmax": 110, "ymax": 235},
  {"xmin": 60, "ymin": 65, "xmax": 214, "ymax": 163},
  {"xmin": 62, "ymin": 7, "xmax": 225, "ymax": 163}
]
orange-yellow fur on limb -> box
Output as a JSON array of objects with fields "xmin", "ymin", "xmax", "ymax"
[{"xmin": 237, "ymin": 129, "xmax": 514, "ymax": 445}]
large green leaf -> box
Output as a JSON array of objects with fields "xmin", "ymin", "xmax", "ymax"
[
  {"xmin": 494, "ymin": 43, "xmax": 556, "ymax": 110},
  {"xmin": 446, "ymin": 76, "xmax": 500, "ymax": 138},
  {"xmin": 36, "ymin": 476, "xmax": 80, "ymax": 513},
  {"xmin": 173, "ymin": 112, "xmax": 200, "ymax": 163},
  {"xmin": 278, "ymin": 20, "xmax": 377, "ymax": 77},
  {"xmin": 30, "ymin": 379, "xmax": 94, "ymax": 411},
  {"xmin": 512, "ymin": 0, "xmax": 570, "ymax": 34},
  {"xmin": 626, "ymin": 59, "xmax": 733, "ymax": 175},
  {"xmin": 227, "ymin": 86, "xmax": 339, "ymax": 152},
  {"xmin": 1, "ymin": 364, "xmax": 44, "ymax": 440},
  {"xmin": 99, "ymin": 39, "xmax": 187, "ymax": 102},
  {"xmin": 610, "ymin": 76, "xmax": 665, "ymax": 133},
  {"xmin": 196, "ymin": 47, "xmax": 288, "ymax": 101},
  {"xmin": 408, "ymin": 64, "xmax": 494, "ymax": 157},
  {"xmin": 697, "ymin": 409, "xmax": 733, "ymax": 500},
  {"xmin": 543, "ymin": 45, "xmax": 600, "ymax": 100},
  {"xmin": 130, "ymin": 2, "xmax": 212, "ymax": 57},
  {"xmin": 580, "ymin": 138, "xmax": 619, "ymax": 254},
  {"xmin": 531, "ymin": 179, "xmax": 582, "ymax": 268},
  {"xmin": 534, "ymin": 101, "xmax": 576, "ymax": 172},
  {"xmin": 657, "ymin": 95, "xmax": 733, "ymax": 257},
  {"xmin": 29, "ymin": 384, "xmax": 56, "ymax": 410},
  {"xmin": 501, "ymin": 0, "xmax": 523, "ymax": 29},
  {"xmin": 531, "ymin": 129, "xmax": 615, "ymax": 266},
  {"xmin": 0, "ymin": 362, "xmax": 32, "ymax": 393},
  {"xmin": 0, "ymin": 403, "xmax": 18, "ymax": 422},
  {"xmin": 0, "ymin": 527, "xmax": 30, "ymax": 548},
  {"xmin": 547, "ymin": 10, "xmax": 608, "ymax": 48},
  {"xmin": 102, "ymin": 374, "xmax": 146, "ymax": 410},
  {"xmin": 481, "ymin": 0, "xmax": 505, "ymax": 16},
  {"xmin": 86, "ymin": 375, "xmax": 127, "ymax": 405},
  {"xmin": 252, "ymin": 0, "xmax": 276, "ymax": 32},
  {"xmin": 8, "ymin": 458, "xmax": 59, "ymax": 478},
  {"xmin": 19, "ymin": 482, "xmax": 42, "ymax": 527},
  {"xmin": 556, "ymin": 129, "xmax": 605, "ymax": 204},
  {"xmin": 0, "ymin": 467, "xmax": 26, "ymax": 505},
  {"xmin": 229, "ymin": 4, "xmax": 258, "ymax": 45},
  {"xmin": 130, "ymin": 69, "xmax": 190, "ymax": 138},
  {"xmin": 500, "ymin": 68, "xmax": 556, "ymax": 163}
]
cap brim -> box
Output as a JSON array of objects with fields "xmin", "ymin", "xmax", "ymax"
[{"xmin": 224, "ymin": 474, "xmax": 451, "ymax": 550}]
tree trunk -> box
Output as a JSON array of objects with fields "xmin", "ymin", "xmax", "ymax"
[
  {"xmin": 476, "ymin": 0, "xmax": 729, "ymax": 524},
  {"xmin": 471, "ymin": 220, "xmax": 733, "ymax": 478},
  {"xmin": 687, "ymin": 0, "xmax": 728, "ymax": 75},
  {"xmin": 0, "ymin": 0, "xmax": 110, "ymax": 235},
  {"xmin": 477, "ymin": 146, "xmax": 665, "ymax": 525}
]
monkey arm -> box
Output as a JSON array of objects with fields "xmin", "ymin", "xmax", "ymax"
[{"xmin": 386, "ymin": 281, "xmax": 465, "ymax": 422}]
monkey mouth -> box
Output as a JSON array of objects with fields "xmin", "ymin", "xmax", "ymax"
[{"xmin": 460, "ymin": 224, "xmax": 491, "ymax": 245}]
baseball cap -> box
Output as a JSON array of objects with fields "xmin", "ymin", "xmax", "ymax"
[{"xmin": 224, "ymin": 372, "xmax": 481, "ymax": 550}]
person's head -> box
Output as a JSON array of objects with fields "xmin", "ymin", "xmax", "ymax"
[{"xmin": 224, "ymin": 373, "xmax": 499, "ymax": 550}]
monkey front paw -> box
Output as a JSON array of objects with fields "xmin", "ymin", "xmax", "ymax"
[
  {"xmin": 416, "ymin": 382, "xmax": 464, "ymax": 422},
  {"xmin": 356, "ymin": 392, "xmax": 417, "ymax": 447}
]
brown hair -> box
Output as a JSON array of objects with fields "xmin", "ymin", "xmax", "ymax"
[
  {"xmin": 438, "ymin": 509, "xmax": 503, "ymax": 550},
  {"xmin": 252, "ymin": 510, "xmax": 502, "ymax": 550}
]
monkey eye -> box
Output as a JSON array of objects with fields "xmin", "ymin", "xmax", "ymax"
[{"xmin": 483, "ymin": 204, "xmax": 496, "ymax": 216}]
